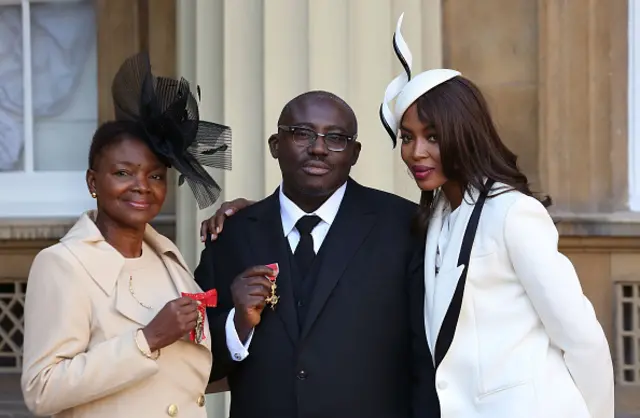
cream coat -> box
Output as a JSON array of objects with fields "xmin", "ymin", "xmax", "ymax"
[
  {"xmin": 21, "ymin": 212, "xmax": 212, "ymax": 418},
  {"xmin": 425, "ymin": 184, "xmax": 615, "ymax": 418}
]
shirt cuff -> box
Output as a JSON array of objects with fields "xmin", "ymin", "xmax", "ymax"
[{"xmin": 225, "ymin": 308, "xmax": 254, "ymax": 361}]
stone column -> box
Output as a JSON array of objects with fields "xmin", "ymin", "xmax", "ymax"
[
  {"xmin": 262, "ymin": 0, "xmax": 310, "ymax": 190},
  {"xmin": 538, "ymin": 0, "xmax": 628, "ymax": 213},
  {"xmin": 224, "ymin": 1, "xmax": 267, "ymax": 200},
  {"xmin": 176, "ymin": 0, "xmax": 229, "ymax": 416}
]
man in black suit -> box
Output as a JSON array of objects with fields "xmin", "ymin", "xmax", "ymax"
[{"xmin": 195, "ymin": 91, "xmax": 434, "ymax": 418}]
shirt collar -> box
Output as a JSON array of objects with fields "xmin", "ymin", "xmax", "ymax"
[{"xmin": 279, "ymin": 181, "xmax": 347, "ymax": 237}]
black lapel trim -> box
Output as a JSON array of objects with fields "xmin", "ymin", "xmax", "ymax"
[{"xmin": 434, "ymin": 179, "xmax": 494, "ymax": 368}]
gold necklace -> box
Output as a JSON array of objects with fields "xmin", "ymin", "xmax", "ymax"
[{"xmin": 129, "ymin": 275, "xmax": 153, "ymax": 309}]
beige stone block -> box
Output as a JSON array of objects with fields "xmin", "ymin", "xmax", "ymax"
[
  {"xmin": 443, "ymin": 0, "xmax": 538, "ymax": 85},
  {"xmin": 538, "ymin": 0, "xmax": 626, "ymax": 213},
  {"xmin": 616, "ymin": 386, "xmax": 640, "ymax": 414},
  {"xmin": 611, "ymin": 253, "xmax": 640, "ymax": 283},
  {"xmin": 0, "ymin": 253, "xmax": 38, "ymax": 279},
  {"xmin": 480, "ymin": 84, "xmax": 539, "ymax": 189}
]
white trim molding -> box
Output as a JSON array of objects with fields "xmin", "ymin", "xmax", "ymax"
[
  {"xmin": 629, "ymin": 0, "xmax": 640, "ymax": 211},
  {"xmin": 0, "ymin": 172, "xmax": 95, "ymax": 218}
]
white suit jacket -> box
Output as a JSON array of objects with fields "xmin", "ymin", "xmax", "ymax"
[
  {"xmin": 21, "ymin": 212, "xmax": 212, "ymax": 417},
  {"xmin": 424, "ymin": 184, "xmax": 614, "ymax": 418}
]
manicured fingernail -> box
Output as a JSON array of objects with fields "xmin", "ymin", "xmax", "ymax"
[
  {"xmin": 200, "ymin": 235, "xmax": 205, "ymax": 242},
  {"xmin": 224, "ymin": 209, "xmax": 234, "ymax": 216},
  {"xmin": 210, "ymin": 234, "xmax": 217, "ymax": 241},
  {"xmin": 216, "ymin": 226, "xmax": 221, "ymax": 233}
]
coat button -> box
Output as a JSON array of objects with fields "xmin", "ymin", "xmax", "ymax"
[
  {"xmin": 437, "ymin": 381, "xmax": 448, "ymax": 390},
  {"xmin": 297, "ymin": 370, "xmax": 308, "ymax": 380},
  {"xmin": 167, "ymin": 404, "xmax": 178, "ymax": 416},
  {"xmin": 197, "ymin": 395, "xmax": 205, "ymax": 407}
]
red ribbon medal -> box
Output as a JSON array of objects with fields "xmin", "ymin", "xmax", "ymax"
[
  {"xmin": 181, "ymin": 289, "xmax": 218, "ymax": 343},
  {"xmin": 265, "ymin": 263, "xmax": 279, "ymax": 309}
]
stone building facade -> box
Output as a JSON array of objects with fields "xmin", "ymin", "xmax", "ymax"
[{"xmin": 0, "ymin": 1, "xmax": 637, "ymax": 416}]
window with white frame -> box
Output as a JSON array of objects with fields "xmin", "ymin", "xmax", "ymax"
[
  {"xmin": 0, "ymin": 0, "xmax": 97, "ymax": 218},
  {"xmin": 630, "ymin": 0, "xmax": 640, "ymax": 211}
]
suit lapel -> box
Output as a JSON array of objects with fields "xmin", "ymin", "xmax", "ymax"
[
  {"xmin": 60, "ymin": 215, "xmax": 151, "ymax": 326},
  {"xmin": 61, "ymin": 212, "xmax": 211, "ymax": 333},
  {"xmin": 427, "ymin": 189, "xmax": 478, "ymax": 355},
  {"xmin": 300, "ymin": 180, "xmax": 376, "ymax": 340},
  {"xmin": 246, "ymin": 190, "xmax": 300, "ymax": 343}
]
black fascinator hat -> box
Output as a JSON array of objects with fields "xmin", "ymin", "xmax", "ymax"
[{"xmin": 111, "ymin": 52, "xmax": 231, "ymax": 209}]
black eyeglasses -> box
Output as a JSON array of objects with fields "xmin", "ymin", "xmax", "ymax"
[{"xmin": 278, "ymin": 125, "xmax": 357, "ymax": 152}]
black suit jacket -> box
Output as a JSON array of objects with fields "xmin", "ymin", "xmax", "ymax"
[{"xmin": 195, "ymin": 178, "xmax": 435, "ymax": 418}]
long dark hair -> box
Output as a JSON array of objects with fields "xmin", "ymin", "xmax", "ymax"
[{"xmin": 411, "ymin": 76, "xmax": 550, "ymax": 236}]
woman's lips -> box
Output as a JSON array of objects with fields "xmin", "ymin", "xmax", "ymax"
[
  {"xmin": 126, "ymin": 200, "xmax": 151, "ymax": 210},
  {"xmin": 411, "ymin": 165, "xmax": 435, "ymax": 180}
]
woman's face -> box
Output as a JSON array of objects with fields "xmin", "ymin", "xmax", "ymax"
[
  {"xmin": 400, "ymin": 102, "xmax": 448, "ymax": 191},
  {"xmin": 87, "ymin": 135, "xmax": 167, "ymax": 229}
]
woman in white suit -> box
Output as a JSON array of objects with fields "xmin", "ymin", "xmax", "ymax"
[
  {"xmin": 377, "ymin": 14, "xmax": 615, "ymax": 418},
  {"xmin": 21, "ymin": 52, "xmax": 231, "ymax": 417}
]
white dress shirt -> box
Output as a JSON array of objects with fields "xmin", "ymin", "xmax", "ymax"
[
  {"xmin": 224, "ymin": 182, "xmax": 347, "ymax": 361},
  {"xmin": 435, "ymin": 204, "xmax": 460, "ymax": 272}
]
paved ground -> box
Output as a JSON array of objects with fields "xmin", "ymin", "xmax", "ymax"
[
  {"xmin": 0, "ymin": 403, "xmax": 34, "ymax": 418},
  {"xmin": 0, "ymin": 372, "xmax": 637, "ymax": 418},
  {"xmin": 0, "ymin": 377, "xmax": 33, "ymax": 418}
]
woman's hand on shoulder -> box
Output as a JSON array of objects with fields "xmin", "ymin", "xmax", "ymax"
[{"xmin": 200, "ymin": 198, "xmax": 255, "ymax": 242}]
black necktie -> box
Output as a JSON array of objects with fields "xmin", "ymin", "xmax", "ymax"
[{"xmin": 294, "ymin": 215, "xmax": 321, "ymax": 278}]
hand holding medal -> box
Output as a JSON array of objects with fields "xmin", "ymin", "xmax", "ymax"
[
  {"xmin": 229, "ymin": 264, "xmax": 279, "ymax": 341},
  {"xmin": 181, "ymin": 289, "xmax": 218, "ymax": 344},
  {"xmin": 141, "ymin": 296, "xmax": 208, "ymax": 353}
]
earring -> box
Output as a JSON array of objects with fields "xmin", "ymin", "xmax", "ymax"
[{"xmin": 91, "ymin": 192, "xmax": 97, "ymax": 198}]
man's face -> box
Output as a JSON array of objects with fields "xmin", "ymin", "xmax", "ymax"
[{"xmin": 269, "ymin": 98, "xmax": 361, "ymax": 198}]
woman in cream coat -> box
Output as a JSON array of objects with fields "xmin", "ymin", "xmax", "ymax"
[
  {"xmin": 21, "ymin": 52, "xmax": 232, "ymax": 417},
  {"xmin": 22, "ymin": 210, "xmax": 212, "ymax": 417}
]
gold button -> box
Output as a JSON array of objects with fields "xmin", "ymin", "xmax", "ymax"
[
  {"xmin": 167, "ymin": 404, "xmax": 178, "ymax": 416},
  {"xmin": 197, "ymin": 394, "xmax": 205, "ymax": 407}
]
